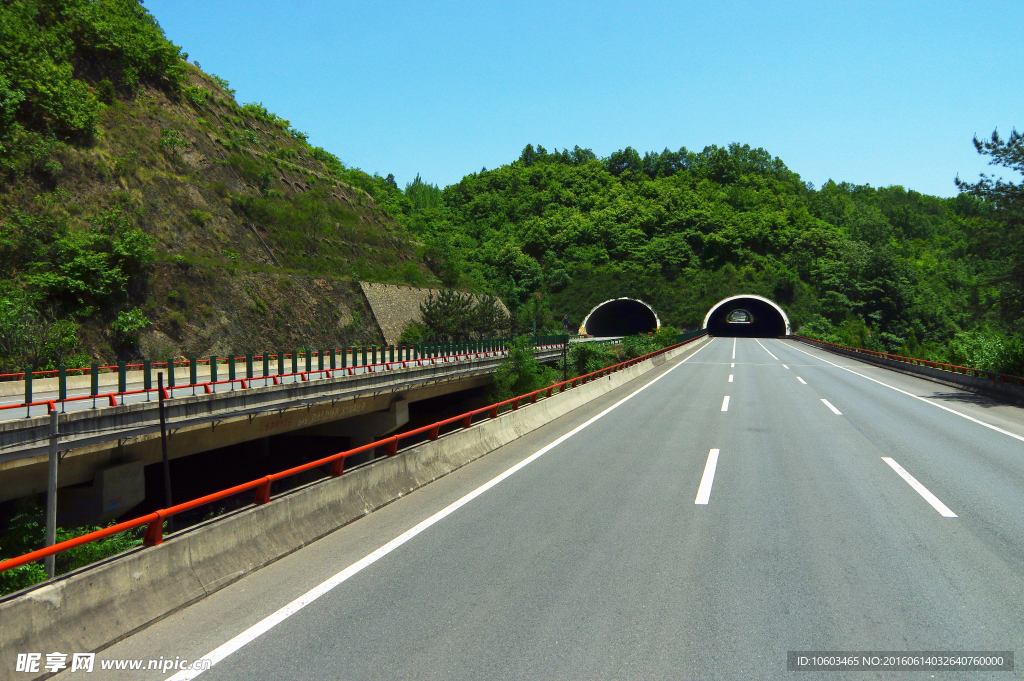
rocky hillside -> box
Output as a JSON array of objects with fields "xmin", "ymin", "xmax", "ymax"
[{"xmin": 0, "ymin": 1, "xmax": 433, "ymax": 370}]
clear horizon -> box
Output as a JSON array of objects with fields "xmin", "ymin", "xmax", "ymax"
[{"xmin": 146, "ymin": 0, "xmax": 1022, "ymax": 197}]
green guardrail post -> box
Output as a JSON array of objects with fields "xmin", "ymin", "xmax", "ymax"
[
  {"xmin": 190, "ymin": 357, "xmax": 198, "ymax": 385},
  {"xmin": 58, "ymin": 365, "xmax": 67, "ymax": 403},
  {"xmin": 330, "ymin": 349, "xmax": 336, "ymax": 370},
  {"xmin": 167, "ymin": 359, "xmax": 175, "ymax": 388},
  {"xmin": 143, "ymin": 360, "xmax": 151, "ymax": 393},
  {"xmin": 305, "ymin": 349, "xmax": 312, "ymax": 373},
  {"xmin": 318, "ymin": 349, "xmax": 324, "ymax": 372},
  {"xmin": 91, "ymin": 363, "xmax": 99, "ymax": 396},
  {"xmin": 341, "ymin": 347, "xmax": 348, "ymax": 369},
  {"xmin": 372, "ymin": 346, "xmax": 377, "ymax": 364},
  {"xmin": 362, "ymin": 347, "xmax": 368, "ymax": 365},
  {"xmin": 24, "ymin": 367, "xmax": 32, "ymax": 405},
  {"xmin": 246, "ymin": 354, "xmax": 254, "ymax": 379},
  {"xmin": 389, "ymin": 345, "xmax": 395, "ymax": 362},
  {"xmin": 262, "ymin": 353, "xmax": 269, "ymax": 377},
  {"xmin": 118, "ymin": 361, "xmax": 126, "ymax": 394},
  {"xmin": 291, "ymin": 350, "xmax": 298, "ymax": 374},
  {"xmin": 209, "ymin": 356, "xmax": 217, "ymax": 383},
  {"xmin": 278, "ymin": 351, "xmax": 285, "ymax": 376},
  {"xmin": 228, "ymin": 356, "xmax": 236, "ymax": 382}
]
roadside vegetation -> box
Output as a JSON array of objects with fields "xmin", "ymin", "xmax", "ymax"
[{"xmin": 0, "ymin": 501, "xmax": 148, "ymax": 597}]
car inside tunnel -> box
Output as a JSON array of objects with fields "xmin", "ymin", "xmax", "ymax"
[
  {"xmin": 582, "ymin": 298, "xmax": 659, "ymax": 336},
  {"xmin": 705, "ymin": 296, "xmax": 788, "ymax": 337}
]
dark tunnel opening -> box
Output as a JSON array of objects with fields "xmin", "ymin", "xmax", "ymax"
[
  {"xmin": 705, "ymin": 297, "xmax": 787, "ymax": 337},
  {"xmin": 583, "ymin": 299, "xmax": 659, "ymax": 336}
]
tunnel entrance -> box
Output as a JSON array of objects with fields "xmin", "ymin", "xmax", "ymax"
[
  {"xmin": 703, "ymin": 295, "xmax": 790, "ymax": 337},
  {"xmin": 580, "ymin": 298, "xmax": 660, "ymax": 336}
]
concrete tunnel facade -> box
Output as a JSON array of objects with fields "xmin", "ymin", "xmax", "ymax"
[
  {"xmin": 580, "ymin": 298, "xmax": 661, "ymax": 336},
  {"xmin": 703, "ymin": 294, "xmax": 791, "ymax": 337}
]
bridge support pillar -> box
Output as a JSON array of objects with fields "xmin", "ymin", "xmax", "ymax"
[{"xmin": 57, "ymin": 460, "xmax": 145, "ymax": 526}]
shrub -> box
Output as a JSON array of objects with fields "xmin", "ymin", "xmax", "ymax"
[
  {"xmin": 111, "ymin": 308, "xmax": 150, "ymax": 348},
  {"xmin": 187, "ymin": 210, "xmax": 211, "ymax": 226},
  {"xmin": 0, "ymin": 284, "xmax": 37, "ymax": 371},
  {"xmin": 559, "ymin": 341, "xmax": 617, "ymax": 378},
  {"xmin": 621, "ymin": 334, "xmax": 659, "ymax": 359},
  {"xmin": 0, "ymin": 502, "xmax": 147, "ymax": 597},
  {"xmin": 241, "ymin": 102, "xmax": 290, "ymax": 129},
  {"xmin": 96, "ymin": 78, "xmax": 115, "ymax": 105},
  {"xmin": 400, "ymin": 261, "xmax": 423, "ymax": 285},
  {"xmin": 158, "ymin": 129, "xmax": 189, "ymax": 152},
  {"xmin": 209, "ymin": 74, "xmax": 235, "ymax": 96},
  {"xmin": 491, "ymin": 336, "xmax": 558, "ymax": 402},
  {"xmin": 182, "ymin": 85, "xmax": 207, "ymax": 108},
  {"xmin": 398, "ymin": 321, "xmax": 427, "ymax": 344}
]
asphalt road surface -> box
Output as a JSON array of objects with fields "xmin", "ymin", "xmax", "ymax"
[{"xmin": 57, "ymin": 337, "xmax": 1024, "ymax": 680}]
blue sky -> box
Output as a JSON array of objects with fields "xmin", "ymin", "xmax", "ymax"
[{"xmin": 146, "ymin": 0, "xmax": 1022, "ymax": 197}]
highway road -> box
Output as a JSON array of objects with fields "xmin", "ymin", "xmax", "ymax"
[{"xmin": 57, "ymin": 337, "xmax": 1024, "ymax": 680}]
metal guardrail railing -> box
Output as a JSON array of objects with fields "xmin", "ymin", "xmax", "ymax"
[
  {"xmin": 0, "ymin": 339, "xmax": 514, "ymax": 383},
  {"xmin": 0, "ymin": 333, "xmax": 706, "ymax": 575},
  {"xmin": 3, "ymin": 338, "xmax": 574, "ymax": 418},
  {"xmin": 793, "ymin": 335, "xmax": 1024, "ymax": 386}
]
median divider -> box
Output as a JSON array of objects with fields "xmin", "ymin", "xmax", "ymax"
[
  {"xmin": 0, "ymin": 334, "xmax": 708, "ymax": 670},
  {"xmin": 793, "ymin": 335, "xmax": 1024, "ymax": 405}
]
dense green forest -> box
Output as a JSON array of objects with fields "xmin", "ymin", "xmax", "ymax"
[
  {"xmin": 0, "ymin": 0, "xmax": 1021, "ymax": 377},
  {"xmin": 397, "ymin": 139, "xmax": 1023, "ymax": 375}
]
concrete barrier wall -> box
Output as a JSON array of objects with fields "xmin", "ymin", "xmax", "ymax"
[
  {"xmin": 0, "ymin": 337, "xmax": 708, "ymax": 678},
  {"xmin": 795, "ymin": 337, "xmax": 1024, "ymax": 406}
]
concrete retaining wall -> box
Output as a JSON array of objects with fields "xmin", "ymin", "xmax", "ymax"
[
  {"xmin": 0, "ymin": 337, "xmax": 708, "ymax": 679},
  {"xmin": 795, "ymin": 337, "xmax": 1024, "ymax": 406}
]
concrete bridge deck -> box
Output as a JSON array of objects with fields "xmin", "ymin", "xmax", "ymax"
[{"xmin": 0, "ymin": 346, "xmax": 565, "ymax": 508}]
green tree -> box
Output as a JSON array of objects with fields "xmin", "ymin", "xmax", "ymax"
[
  {"xmin": 420, "ymin": 289, "xmax": 473, "ymax": 342},
  {"xmin": 956, "ymin": 128, "xmax": 1024, "ymax": 322},
  {"xmin": 491, "ymin": 336, "xmax": 557, "ymax": 402}
]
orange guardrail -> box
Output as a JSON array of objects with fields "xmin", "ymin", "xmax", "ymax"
[
  {"xmin": 0, "ymin": 333, "xmax": 706, "ymax": 575},
  {"xmin": 792, "ymin": 335, "xmax": 1024, "ymax": 386}
]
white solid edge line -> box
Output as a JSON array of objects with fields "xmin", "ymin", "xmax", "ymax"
[
  {"xmin": 694, "ymin": 448, "xmax": 721, "ymax": 505},
  {"xmin": 755, "ymin": 338, "xmax": 779, "ymax": 360},
  {"xmin": 881, "ymin": 457, "xmax": 958, "ymax": 518},
  {"xmin": 728, "ymin": 374, "xmax": 734, "ymax": 382},
  {"xmin": 821, "ymin": 398, "xmax": 842, "ymax": 415},
  {"xmin": 721, "ymin": 395, "xmax": 730, "ymax": 412},
  {"xmin": 165, "ymin": 338, "xmax": 717, "ymax": 681},
  {"xmin": 732, "ymin": 337, "xmax": 736, "ymax": 360},
  {"xmin": 780, "ymin": 340, "xmax": 1024, "ymax": 444},
  {"xmin": 796, "ymin": 376, "xmax": 807, "ymax": 385}
]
